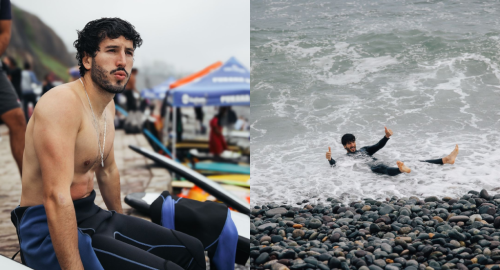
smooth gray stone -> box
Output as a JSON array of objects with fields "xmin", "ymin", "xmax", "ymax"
[
  {"xmin": 266, "ymin": 208, "xmax": 288, "ymax": 217},
  {"xmin": 258, "ymin": 223, "xmax": 278, "ymax": 231}
]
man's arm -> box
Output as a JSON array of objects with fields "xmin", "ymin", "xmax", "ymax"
[
  {"xmin": 364, "ymin": 127, "xmax": 393, "ymax": 156},
  {"xmin": 326, "ymin": 146, "xmax": 336, "ymax": 166},
  {"xmin": 33, "ymin": 90, "xmax": 84, "ymax": 270},
  {"xmin": 95, "ymin": 103, "xmax": 123, "ymax": 213}
]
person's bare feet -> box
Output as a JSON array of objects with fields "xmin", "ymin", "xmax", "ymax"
[
  {"xmin": 397, "ymin": 161, "xmax": 411, "ymax": 173},
  {"xmin": 442, "ymin": 144, "xmax": 459, "ymax": 165}
]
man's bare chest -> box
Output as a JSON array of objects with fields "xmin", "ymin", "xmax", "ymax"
[{"xmin": 74, "ymin": 117, "xmax": 114, "ymax": 173}]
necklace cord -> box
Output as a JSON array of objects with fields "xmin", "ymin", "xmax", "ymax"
[{"xmin": 79, "ymin": 78, "xmax": 106, "ymax": 167}]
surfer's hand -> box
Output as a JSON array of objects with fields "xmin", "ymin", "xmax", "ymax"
[
  {"xmin": 385, "ymin": 126, "xmax": 393, "ymax": 138},
  {"xmin": 326, "ymin": 146, "xmax": 332, "ymax": 160}
]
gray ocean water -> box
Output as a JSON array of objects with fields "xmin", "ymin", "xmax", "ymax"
[{"xmin": 250, "ymin": 0, "xmax": 500, "ymax": 206}]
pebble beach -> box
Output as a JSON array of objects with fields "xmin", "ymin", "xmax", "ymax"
[{"xmin": 250, "ymin": 189, "xmax": 500, "ymax": 270}]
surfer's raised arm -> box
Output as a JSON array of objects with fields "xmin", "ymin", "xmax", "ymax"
[
  {"xmin": 326, "ymin": 146, "xmax": 336, "ymax": 166},
  {"xmin": 364, "ymin": 126, "xmax": 392, "ymax": 156}
]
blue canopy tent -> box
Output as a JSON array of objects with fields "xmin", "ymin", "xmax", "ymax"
[
  {"xmin": 165, "ymin": 57, "xmax": 250, "ymax": 159},
  {"xmin": 141, "ymin": 77, "xmax": 177, "ymax": 100}
]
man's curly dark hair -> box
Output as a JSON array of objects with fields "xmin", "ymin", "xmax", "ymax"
[{"xmin": 73, "ymin": 18, "xmax": 143, "ymax": 77}]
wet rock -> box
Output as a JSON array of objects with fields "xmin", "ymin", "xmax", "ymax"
[
  {"xmin": 256, "ymin": 252, "xmax": 270, "ymax": 265},
  {"xmin": 425, "ymin": 196, "xmax": 439, "ymax": 202},
  {"xmin": 480, "ymin": 190, "xmax": 491, "ymax": 200},
  {"xmin": 448, "ymin": 216, "xmax": 470, "ymax": 223},
  {"xmin": 266, "ymin": 208, "xmax": 288, "ymax": 217},
  {"xmin": 379, "ymin": 205, "xmax": 395, "ymax": 215},
  {"xmin": 259, "ymin": 223, "xmax": 279, "ymax": 231},
  {"xmin": 292, "ymin": 229, "xmax": 305, "ymax": 238},
  {"xmin": 309, "ymin": 219, "xmax": 322, "ymax": 229}
]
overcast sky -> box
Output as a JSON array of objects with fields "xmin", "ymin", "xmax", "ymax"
[{"xmin": 11, "ymin": 0, "xmax": 249, "ymax": 74}]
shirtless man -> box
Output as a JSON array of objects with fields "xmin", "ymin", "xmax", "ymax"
[
  {"xmin": 12, "ymin": 18, "xmax": 204, "ymax": 270},
  {"xmin": 325, "ymin": 127, "xmax": 459, "ymax": 176}
]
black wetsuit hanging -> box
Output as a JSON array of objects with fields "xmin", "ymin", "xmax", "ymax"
[
  {"xmin": 150, "ymin": 191, "xmax": 244, "ymax": 270},
  {"xmin": 328, "ymin": 136, "xmax": 443, "ymax": 176}
]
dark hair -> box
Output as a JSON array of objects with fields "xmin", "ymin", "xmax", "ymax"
[
  {"xmin": 341, "ymin": 134, "xmax": 355, "ymax": 146},
  {"xmin": 24, "ymin": 61, "xmax": 31, "ymax": 70},
  {"xmin": 6, "ymin": 56, "xmax": 17, "ymax": 67},
  {"xmin": 131, "ymin": 68, "xmax": 138, "ymax": 74},
  {"xmin": 73, "ymin": 17, "xmax": 143, "ymax": 77}
]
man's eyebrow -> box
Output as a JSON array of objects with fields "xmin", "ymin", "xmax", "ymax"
[{"xmin": 103, "ymin": 45, "xmax": 135, "ymax": 52}]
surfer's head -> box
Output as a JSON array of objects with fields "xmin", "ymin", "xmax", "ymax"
[{"xmin": 342, "ymin": 134, "xmax": 356, "ymax": 153}]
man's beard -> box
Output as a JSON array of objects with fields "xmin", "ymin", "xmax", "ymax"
[{"xmin": 91, "ymin": 58, "xmax": 129, "ymax": 94}]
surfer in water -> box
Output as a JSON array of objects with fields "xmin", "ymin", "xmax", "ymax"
[{"xmin": 325, "ymin": 127, "xmax": 459, "ymax": 176}]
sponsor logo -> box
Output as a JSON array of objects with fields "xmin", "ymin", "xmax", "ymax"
[
  {"xmin": 212, "ymin": 77, "xmax": 250, "ymax": 83},
  {"xmin": 220, "ymin": 95, "xmax": 250, "ymax": 103},
  {"xmin": 182, "ymin": 94, "xmax": 207, "ymax": 105},
  {"xmin": 223, "ymin": 64, "xmax": 246, "ymax": 74}
]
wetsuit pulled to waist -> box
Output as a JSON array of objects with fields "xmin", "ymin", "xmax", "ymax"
[{"xmin": 14, "ymin": 190, "xmax": 99, "ymax": 224}]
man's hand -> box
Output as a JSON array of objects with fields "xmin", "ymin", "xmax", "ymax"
[
  {"xmin": 326, "ymin": 146, "xmax": 332, "ymax": 160},
  {"xmin": 385, "ymin": 126, "xmax": 393, "ymax": 138}
]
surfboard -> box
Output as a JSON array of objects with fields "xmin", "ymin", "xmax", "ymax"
[
  {"xmin": 207, "ymin": 174, "xmax": 249, "ymax": 182},
  {"xmin": 190, "ymin": 162, "xmax": 250, "ymax": 175},
  {"xmin": 142, "ymin": 128, "xmax": 176, "ymax": 160},
  {"xmin": 115, "ymin": 104, "xmax": 128, "ymax": 116},
  {"xmin": 175, "ymin": 142, "xmax": 240, "ymax": 152},
  {"xmin": 189, "ymin": 149, "xmax": 242, "ymax": 160},
  {"xmin": 0, "ymin": 255, "xmax": 32, "ymax": 269},
  {"xmin": 128, "ymin": 145, "xmax": 250, "ymax": 214},
  {"xmin": 207, "ymin": 175, "xmax": 250, "ymax": 188},
  {"xmin": 173, "ymin": 179, "xmax": 249, "ymax": 189}
]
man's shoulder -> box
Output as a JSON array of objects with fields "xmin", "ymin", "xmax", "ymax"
[
  {"xmin": 358, "ymin": 148, "xmax": 370, "ymax": 154},
  {"xmin": 35, "ymin": 82, "xmax": 83, "ymax": 121}
]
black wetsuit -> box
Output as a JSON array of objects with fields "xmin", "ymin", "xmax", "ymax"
[
  {"xmin": 328, "ymin": 136, "xmax": 443, "ymax": 176},
  {"xmin": 11, "ymin": 190, "xmax": 206, "ymax": 270}
]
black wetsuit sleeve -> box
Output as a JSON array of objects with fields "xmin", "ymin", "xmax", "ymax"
[
  {"xmin": 363, "ymin": 136, "xmax": 389, "ymax": 156},
  {"xmin": 0, "ymin": 0, "xmax": 11, "ymax": 20},
  {"xmin": 328, "ymin": 158, "xmax": 336, "ymax": 166}
]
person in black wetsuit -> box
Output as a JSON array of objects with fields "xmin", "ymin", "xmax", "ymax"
[{"xmin": 325, "ymin": 127, "xmax": 459, "ymax": 176}]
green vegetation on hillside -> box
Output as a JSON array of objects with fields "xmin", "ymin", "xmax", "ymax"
[
  {"xmin": 30, "ymin": 42, "xmax": 70, "ymax": 81},
  {"xmin": 11, "ymin": 5, "xmax": 71, "ymax": 81}
]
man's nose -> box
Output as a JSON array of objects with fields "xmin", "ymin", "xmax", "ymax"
[{"xmin": 116, "ymin": 50, "xmax": 126, "ymax": 67}]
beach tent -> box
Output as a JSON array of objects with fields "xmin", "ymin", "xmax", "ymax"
[
  {"xmin": 167, "ymin": 57, "xmax": 250, "ymax": 107},
  {"xmin": 141, "ymin": 77, "xmax": 177, "ymax": 100},
  {"xmin": 161, "ymin": 61, "xmax": 223, "ymax": 144},
  {"xmin": 166, "ymin": 57, "xmax": 250, "ymax": 158}
]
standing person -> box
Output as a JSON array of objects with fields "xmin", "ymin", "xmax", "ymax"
[
  {"xmin": 12, "ymin": 18, "xmax": 205, "ymax": 270},
  {"xmin": 160, "ymin": 97, "xmax": 184, "ymax": 142},
  {"xmin": 3, "ymin": 55, "xmax": 21, "ymax": 100},
  {"xmin": 0, "ymin": 0, "xmax": 26, "ymax": 176},
  {"xmin": 209, "ymin": 107, "xmax": 228, "ymax": 158},
  {"xmin": 123, "ymin": 67, "xmax": 139, "ymax": 111},
  {"xmin": 41, "ymin": 73, "xmax": 55, "ymax": 96},
  {"xmin": 219, "ymin": 106, "xmax": 237, "ymax": 127},
  {"xmin": 20, "ymin": 61, "xmax": 40, "ymax": 120},
  {"xmin": 194, "ymin": 106, "xmax": 204, "ymax": 134},
  {"xmin": 326, "ymin": 127, "xmax": 459, "ymax": 176}
]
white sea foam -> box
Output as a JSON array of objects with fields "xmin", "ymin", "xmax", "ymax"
[{"xmin": 251, "ymin": 0, "xmax": 500, "ymax": 206}]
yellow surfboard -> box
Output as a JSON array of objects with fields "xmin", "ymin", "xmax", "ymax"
[{"xmin": 207, "ymin": 174, "xmax": 249, "ymax": 188}]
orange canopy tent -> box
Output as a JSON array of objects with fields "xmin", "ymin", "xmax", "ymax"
[
  {"xmin": 169, "ymin": 61, "xmax": 222, "ymax": 89},
  {"xmin": 163, "ymin": 61, "xmax": 223, "ymax": 146}
]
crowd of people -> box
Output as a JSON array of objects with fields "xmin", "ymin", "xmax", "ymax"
[{"xmin": 3, "ymin": 59, "xmax": 57, "ymax": 121}]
